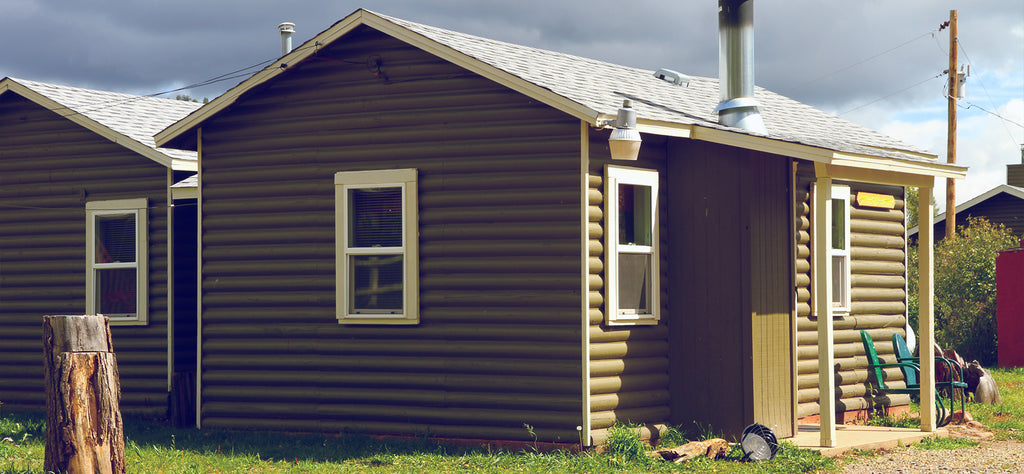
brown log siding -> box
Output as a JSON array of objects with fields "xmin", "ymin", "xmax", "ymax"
[
  {"xmin": 794, "ymin": 161, "xmax": 910, "ymax": 418},
  {"xmin": 195, "ymin": 26, "xmax": 583, "ymax": 443},
  {"xmin": 586, "ymin": 134, "xmax": 671, "ymax": 444},
  {"xmin": 0, "ymin": 93, "xmax": 170, "ymax": 415}
]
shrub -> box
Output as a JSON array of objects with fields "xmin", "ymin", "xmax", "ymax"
[{"xmin": 910, "ymin": 217, "xmax": 1018, "ymax": 366}]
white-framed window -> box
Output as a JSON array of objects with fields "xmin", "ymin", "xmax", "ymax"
[
  {"xmin": 335, "ymin": 169, "xmax": 418, "ymax": 324},
  {"xmin": 86, "ymin": 198, "xmax": 149, "ymax": 325},
  {"xmin": 830, "ymin": 185, "xmax": 851, "ymax": 313},
  {"xmin": 605, "ymin": 165, "xmax": 660, "ymax": 325}
]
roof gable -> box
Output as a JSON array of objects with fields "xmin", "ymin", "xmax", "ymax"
[
  {"xmin": 1, "ymin": 77, "xmax": 200, "ymax": 171},
  {"xmin": 155, "ymin": 9, "xmax": 965, "ymax": 179}
]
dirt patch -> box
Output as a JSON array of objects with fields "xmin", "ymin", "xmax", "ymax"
[{"xmin": 945, "ymin": 422, "xmax": 995, "ymax": 440}]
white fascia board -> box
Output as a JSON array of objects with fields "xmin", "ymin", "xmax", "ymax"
[
  {"xmin": 171, "ymin": 159, "xmax": 198, "ymax": 172},
  {"xmin": 157, "ymin": 9, "xmax": 603, "ymax": 147},
  {"xmin": 690, "ymin": 125, "xmax": 967, "ymax": 181}
]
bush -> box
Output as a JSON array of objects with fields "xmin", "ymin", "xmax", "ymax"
[{"xmin": 910, "ymin": 217, "xmax": 1017, "ymax": 366}]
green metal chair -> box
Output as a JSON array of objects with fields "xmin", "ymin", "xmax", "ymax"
[
  {"xmin": 892, "ymin": 333, "xmax": 968, "ymax": 419},
  {"xmin": 859, "ymin": 330, "xmax": 949, "ymax": 427}
]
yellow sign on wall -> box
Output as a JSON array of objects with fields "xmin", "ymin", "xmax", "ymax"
[{"xmin": 856, "ymin": 192, "xmax": 896, "ymax": 209}]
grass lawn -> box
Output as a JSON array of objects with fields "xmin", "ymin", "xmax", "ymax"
[
  {"xmin": 965, "ymin": 367, "xmax": 1024, "ymax": 441},
  {"xmin": 2, "ymin": 368, "xmax": 1020, "ymax": 473}
]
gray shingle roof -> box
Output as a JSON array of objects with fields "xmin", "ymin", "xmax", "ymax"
[
  {"xmin": 5, "ymin": 77, "xmax": 200, "ymax": 165},
  {"xmin": 375, "ymin": 12, "xmax": 934, "ymax": 162}
]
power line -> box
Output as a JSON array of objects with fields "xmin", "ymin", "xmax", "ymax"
[
  {"xmin": 36, "ymin": 42, "xmax": 323, "ymax": 122},
  {"xmin": 956, "ymin": 100, "xmax": 1024, "ymax": 130},
  {"xmin": 798, "ymin": 28, "xmax": 941, "ymax": 89},
  {"xmin": 956, "ymin": 39, "xmax": 1022, "ymax": 144},
  {"xmin": 837, "ymin": 73, "xmax": 944, "ymax": 116}
]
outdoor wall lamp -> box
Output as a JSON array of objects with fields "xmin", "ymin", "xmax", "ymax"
[{"xmin": 606, "ymin": 99, "xmax": 642, "ymax": 161}]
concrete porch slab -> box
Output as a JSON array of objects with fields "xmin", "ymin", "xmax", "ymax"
[{"xmin": 790, "ymin": 424, "xmax": 949, "ymax": 457}]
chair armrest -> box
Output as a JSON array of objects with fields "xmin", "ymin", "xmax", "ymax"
[
  {"xmin": 869, "ymin": 361, "xmax": 921, "ymax": 371},
  {"xmin": 935, "ymin": 356, "xmax": 965, "ymax": 378},
  {"xmin": 903, "ymin": 356, "xmax": 969, "ymax": 388}
]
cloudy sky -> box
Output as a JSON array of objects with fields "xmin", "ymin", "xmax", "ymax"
[{"xmin": 3, "ymin": 1, "xmax": 1021, "ymax": 210}]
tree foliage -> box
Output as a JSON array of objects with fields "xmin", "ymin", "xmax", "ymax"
[
  {"xmin": 904, "ymin": 186, "xmax": 938, "ymax": 225},
  {"xmin": 909, "ymin": 217, "xmax": 1018, "ymax": 366},
  {"xmin": 174, "ymin": 94, "xmax": 209, "ymax": 103}
]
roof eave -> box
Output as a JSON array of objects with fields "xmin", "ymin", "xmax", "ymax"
[
  {"xmin": 2, "ymin": 78, "xmax": 178, "ymax": 169},
  {"xmin": 171, "ymin": 158, "xmax": 198, "ymax": 172},
  {"xmin": 689, "ymin": 125, "xmax": 965, "ymax": 180}
]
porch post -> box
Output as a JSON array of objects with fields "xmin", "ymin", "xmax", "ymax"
[
  {"xmin": 814, "ymin": 174, "xmax": 836, "ymax": 447},
  {"xmin": 917, "ymin": 185, "xmax": 937, "ymax": 431}
]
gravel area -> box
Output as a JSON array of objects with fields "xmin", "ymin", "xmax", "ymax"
[{"xmin": 841, "ymin": 428, "xmax": 1024, "ymax": 473}]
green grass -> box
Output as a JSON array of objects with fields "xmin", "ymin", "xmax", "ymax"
[
  {"xmin": 865, "ymin": 411, "xmax": 920, "ymax": 429},
  {"xmin": 914, "ymin": 437, "xmax": 980, "ymax": 450},
  {"xmin": 6, "ymin": 368, "xmax": 1020, "ymax": 473},
  {"xmin": 965, "ymin": 367, "xmax": 1024, "ymax": 441},
  {"xmin": 0, "ymin": 412, "xmax": 844, "ymax": 473}
]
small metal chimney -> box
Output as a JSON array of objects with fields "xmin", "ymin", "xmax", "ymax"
[
  {"xmin": 714, "ymin": 0, "xmax": 767, "ymax": 134},
  {"xmin": 278, "ymin": 22, "xmax": 295, "ymax": 56},
  {"xmin": 1007, "ymin": 145, "xmax": 1024, "ymax": 188}
]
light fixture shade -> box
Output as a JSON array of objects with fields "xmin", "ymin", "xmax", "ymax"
[{"xmin": 609, "ymin": 127, "xmax": 642, "ymax": 160}]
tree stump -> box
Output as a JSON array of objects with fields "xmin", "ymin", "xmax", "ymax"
[{"xmin": 43, "ymin": 315, "xmax": 125, "ymax": 474}]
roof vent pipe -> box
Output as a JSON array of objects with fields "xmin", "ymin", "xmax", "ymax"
[
  {"xmin": 714, "ymin": 0, "xmax": 767, "ymax": 134},
  {"xmin": 278, "ymin": 22, "xmax": 295, "ymax": 56}
]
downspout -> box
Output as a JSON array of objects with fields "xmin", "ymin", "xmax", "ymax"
[
  {"xmin": 579, "ymin": 121, "xmax": 592, "ymax": 447},
  {"xmin": 715, "ymin": 0, "xmax": 767, "ymax": 134},
  {"xmin": 167, "ymin": 169, "xmax": 175, "ymax": 395},
  {"xmin": 195, "ymin": 128, "xmax": 203, "ymax": 429}
]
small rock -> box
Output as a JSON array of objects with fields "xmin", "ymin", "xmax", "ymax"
[
  {"xmin": 966, "ymin": 420, "xmax": 986, "ymax": 430},
  {"xmin": 950, "ymin": 410, "xmax": 973, "ymax": 424}
]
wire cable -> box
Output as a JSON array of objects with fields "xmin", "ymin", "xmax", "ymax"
[
  {"xmin": 837, "ymin": 73, "xmax": 945, "ymax": 116},
  {"xmin": 956, "ymin": 40, "xmax": 1023, "ymax": 143},
  {"xmin": 798, "ymin": 29, "xmax": 940, "ymax": 89}
]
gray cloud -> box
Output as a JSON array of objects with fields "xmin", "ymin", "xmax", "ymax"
[{"xmin": 1, "ymin": 1, "xmax": 1019, "ymax": 117}]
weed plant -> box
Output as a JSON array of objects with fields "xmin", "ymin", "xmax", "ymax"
[
  {"xmin": 865, "ymin": 412, "xmax": 920, "ymax": 429},
  {"xmin": 914, "ymin": 437, "xmax": 980, "ymax": 450}
]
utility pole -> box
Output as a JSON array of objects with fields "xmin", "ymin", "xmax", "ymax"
[{"xmin": 945, "ymin": 9, "xmax": 958, "ymax": 239}]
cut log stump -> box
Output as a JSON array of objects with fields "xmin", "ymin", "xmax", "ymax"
[
  {"xmin": 43, "ymin": 315, "xmax": 125, "ymax": 474},
  {"xmin": 652, "ymin": 438, "xmax": 730, "ymax": 463}
]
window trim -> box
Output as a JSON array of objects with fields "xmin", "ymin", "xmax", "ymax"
[
  {"xmin": 811, "ymin": 184, "xmax": 852, "ymax": 316},
  {"xmin": 335, "ymin": 169, "xmax": 419, "ymax": 325},
  {"xmin": 86, "ymin": 198, "xmax": 149, "ymax": 326},
  {"xmin": 830, "ymin": 185, "xmax": 852, "ymax": 313},
  {"xmin": 604, "ymin": 165, "xmax": 660, "ymax": 326}
]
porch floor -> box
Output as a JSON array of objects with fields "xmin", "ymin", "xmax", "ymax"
[{"xmin": 790, "ymin": 424, "xmax": 948, "ymax": 457}]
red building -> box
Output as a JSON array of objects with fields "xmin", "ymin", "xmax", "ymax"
[{"xmin": 998, "ymin": 240, "xmax": 1024, "ymax": 368}]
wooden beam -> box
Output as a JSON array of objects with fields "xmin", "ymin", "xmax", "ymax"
[
  {"xmin": 813, "ymin": 172, "xmax": 836, "ymax": 447},
  {"xmin": 817, "ymin": 164, "xmax": 934, "ymax": 188},
  {"xmin": 917, "ymin": 186, "xmax": 937, "ymax": 431}
]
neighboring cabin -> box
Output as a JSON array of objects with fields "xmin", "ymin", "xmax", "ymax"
[
  {"xmin": 0, "ymin": 78, "xmax": 200, "ymax": 417},
  {"xmin": 155, "ymin": 9, "xmax": 965, "ymax": 446},
  {"xmin": 909, "ymin": 168, "xmax": 1024, "ymax": 242}
]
